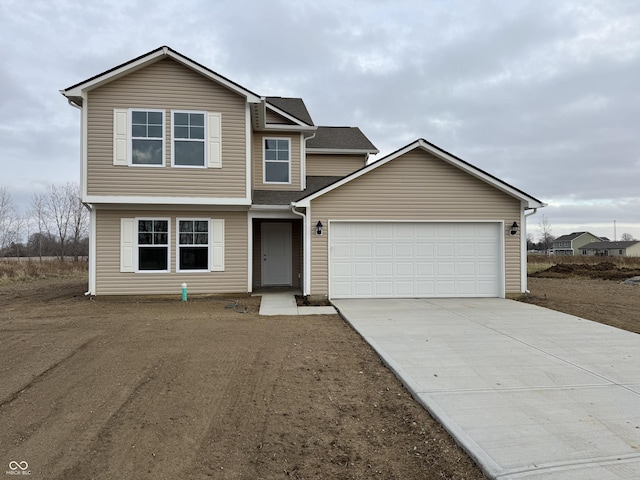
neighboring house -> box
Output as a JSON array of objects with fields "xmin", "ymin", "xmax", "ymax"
[
  {"xmin": 580, "ymin": 241, "xmax": 640, "ymax": 257},
  {"xmin": 551, "ymin": 232, "xmax": 602, "ymax": 256},
  {"xmin": 61, "ymin": 46, "xmax": 545, "ymax": 299}
]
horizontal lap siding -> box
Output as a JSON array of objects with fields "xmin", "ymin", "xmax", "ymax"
[
  {"xmin": 309, "ymin": 150, "xmax": 522, "ymax": 296},
  {"xmin": 95, "ymin": 209, "xmax": 247, "ymax": 295},
  {"xmin": 87, "ymin": 59, "xmax": 247, "ymax": 198},
  {"xmin": 252, "ymin": 133, "xmax": 302, "ymax": 190},
  {"xmin": 306, "ymin": 154, "xmax": 366, "ymax": 177}
]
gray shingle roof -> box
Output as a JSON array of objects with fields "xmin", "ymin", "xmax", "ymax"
[
  {"xmin": 306, "ymin": 126, "xmax": 378, "ymax": 152},
  {"xmin": 265, "ymin": 97, "xmax": 314, "ymax": 126},
  {"xmin": 253, "ymin": 176, "xmax": 343, "ymax": 205},
  {"xmin": 580, "ymin": 240, "xmax": 640, "ymax": 250},
  {"xmin": 554, "ymin": 232, "xmax": 590, "ymax": 242}
]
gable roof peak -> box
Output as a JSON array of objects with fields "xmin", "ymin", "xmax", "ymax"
[{"xmin": 61, "ymin": 45, "xmax": 262, "ymax": 105}]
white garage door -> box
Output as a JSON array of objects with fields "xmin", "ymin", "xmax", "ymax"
[{"xmin": 330, "ymin": 222, "xmax": 501, "ymax": 298}]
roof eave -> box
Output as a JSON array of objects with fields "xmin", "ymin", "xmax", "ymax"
[
  {"xmin": 294, "ymin": 138, "xmax": 545, "ymax": 209},
  {"xmin": 61, "ymin": 46, "xmax": 262, "ymax": 103},
  {"xmin": 307, "ymin": 147, "xmax": 380, "ymax": 155},
  {"xmin": 264, "ymin": 99, "xmax": 314, "ymax": 127}
]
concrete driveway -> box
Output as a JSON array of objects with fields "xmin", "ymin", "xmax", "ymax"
[{"xmin": 332, "ymin": 298, "xmax": 640, "ymax": 480}]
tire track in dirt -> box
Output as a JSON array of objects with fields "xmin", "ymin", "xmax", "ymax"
[{"xmin": 0, "ymin": 338, "xmax": 95, "ymax": 408}]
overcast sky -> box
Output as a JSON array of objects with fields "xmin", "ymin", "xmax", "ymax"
[{"xmin": 1, "ymin": 0, "xmax": 639, "ymax": 241}]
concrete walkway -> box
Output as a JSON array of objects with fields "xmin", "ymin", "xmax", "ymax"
[
  {"xmin": 332, "ymin": 298, "xmax": 640, "ymax": 480},
  {"xmin": 258, "ymin": 292, "xmax": 337, "ymax": 316}
]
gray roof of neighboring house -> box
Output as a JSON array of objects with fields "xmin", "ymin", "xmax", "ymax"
[
  {"xmin": 306, "ymin": 126, "xmax": 378, "ymax": 152},
  {"xmin": 553, "ymin": 232, "xmax": 593, "ymax": 243},
  {"xmin": 253, "ymin": 176, "xmax": 343, "ymax": 205},
  {"xmin": 265, "ymin": 97, "xmax": 314, "ymax": 126},
  {"xmin": 580, "ymin": 240, "xmax": 640, "ymax": 250}
]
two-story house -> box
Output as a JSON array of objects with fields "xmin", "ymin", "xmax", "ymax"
[
  {"xmin": 61, "ymin": 46, "xmax": 544, "ymax": 299},
  {"xmin": 551, "ymin": 232, "xmax": 602, "ymax": 256}
]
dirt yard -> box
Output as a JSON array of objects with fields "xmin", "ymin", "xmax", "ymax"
[
  {"xmin": 523, "ymin": 262, "xmax": 640, "ymax": 334},
  {"xmin": 0, "ymin": 278, "xmax": 484, "ymax": 480}
]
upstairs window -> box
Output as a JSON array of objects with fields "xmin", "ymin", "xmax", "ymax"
[
  {"xmin": 264, "ymin": 138, "xmax": 290, "ymax": 183},
  {"xmin": 131, "ymin": 110, "xmax": 164, "ymax": 166},
  {"xmin": 173, "ymin": 111, "xmax": 206, "ymax": 167}
]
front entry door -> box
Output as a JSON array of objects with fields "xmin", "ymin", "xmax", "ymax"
[{"xmin": 261, "ymin": 222, "xmax": 292, "ymax": 286}]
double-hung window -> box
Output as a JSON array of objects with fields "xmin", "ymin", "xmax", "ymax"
[
  {"xmin": 172, "ymin": 111, "xmax": 206, "ymax": 167},
  {"xmin": 131, "ymin": 110, "xmax": 165, "ymax": 166},
  {"xmin": 137, "ymin": 219, "xmax": 169, "ymax": 272},
  {"xmin": 264, "ymin": 138, "xmax": 290, "ymax": 183},
  {"xmin": 177, "ymin": 219, "xmax": 210, "ymax": 271}
]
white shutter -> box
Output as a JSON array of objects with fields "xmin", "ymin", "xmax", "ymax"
[
  {"xmin": 113, "ymin": 109, "xmax": 129, "ymax": 166},
  {"xmin": 120, "ymin": 218, "xmax": 135, "ymax": 272},
  {"xmin": 207, "ymin": 112, "xmax": 222, "ymax": 168},
  {"xmin": 211, "ymin": 219, "xmax": 224, "ymax": 271}
]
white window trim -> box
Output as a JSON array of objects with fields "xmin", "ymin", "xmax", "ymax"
[
  {"xmin": 135, "ymin": 217, "xmax": 171, "ymax": 273},
  {"xmin": 171, "ymin": 110, "xmax": 207, "ymax": 169},
  {"xmin": 176, "ymin": 218, "xmax": 211, "ymax": 273},
  {"xmin": 263, "ymin": 137, "xmax": 291, "ymax": 184},
  {"xmin": 129, "ymin": 108, "xmax": 166, "ymax": 168}
]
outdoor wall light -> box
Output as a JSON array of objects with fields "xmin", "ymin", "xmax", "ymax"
[
  {"xmin": 316, "ymin": 221, "xmax": 324, "ymax": 235},
  {"xmin": 510, "ymin": 221, "xmax": 520, "ymax": 235}
]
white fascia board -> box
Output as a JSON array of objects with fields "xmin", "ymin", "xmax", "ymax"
[
  {"xmin": 84, "ymin": 196, "xmax": 251, "ymax": 206},
  {"xmin": 306, "ymin": 148, "xmax": 379, "ymax": 155},
  {"xmin": 295, "ymin": 139, "xmax": 545, "ymax": 209},
  {"xmin": 63, "ymin": 47, "xmax": 262, "ymax": 103},
  {"xmin": 261, "ymin": 124, "xmax": 316, "ymax": 132},
  {"xmin": 63, "ymin": 49, "xmax": 168, "ymax": 97},
  {"xmin": 249, "ymin": 206, "xmax": 301, "ymax": 219},
  {"xmin": 415, "ymin": 139, "xmax": 545, "ymax": 209},
  {"xmin": 264, "ymin": 100, "xmax": 313, "ymax": 127}
]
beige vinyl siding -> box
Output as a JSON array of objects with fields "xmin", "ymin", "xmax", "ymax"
[
  {"xmin": 306, "ymin": 154, "xmax": 367, "ymax": 177},
  {"xmin": 95, "ymin": 208, "xmax": 247, "ymax": 295},
  {"xmin": 86, "ymin": 58, "xmax": 247, "ymax": 198},
  {"xmin": 265, "ymin": 109, "xmax": 297, "ymax": 125},
  {"xmin": 252, "ymin": 132, "xmax": 302, "ymax": 190},
  {"xmin": 309, "ymin": 149, "xmax": 522, "ymax": 296}
]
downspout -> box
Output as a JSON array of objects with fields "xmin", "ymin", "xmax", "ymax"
[
  {"xmin": 66, "ymin": 97, "xmax": 95, "ymax": 296},
  {"xmin": 522, "ymin": 208, "xmax": 538, "ymax": 294},
  {"xmin": 290, "ymin": 204, "xmax": 308, "ymax": 296},
  {"xmin": 83, "ymin": 202, "xmax": 95, "ymax": 296}
]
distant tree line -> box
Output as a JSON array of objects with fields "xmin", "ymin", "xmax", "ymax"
[
  {"xmin": 526, "ymin": 214, "xmax": 636, "ymax": 253},
  {"xmin": 0, "ymin": 183, "xmax": 89, "ymax": 261}
]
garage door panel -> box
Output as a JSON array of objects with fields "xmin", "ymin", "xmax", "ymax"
[
  {"xmin": 375, "ymin": 243, "xmax": 393, "ymax": 256},
  {"xmin": 437, "ymin": 243, "xmax": 455, "ymax": 257},
  {"xmin": 376, "ymin": 262, "xmax": 393, "ymax": 276},
  {"xmin": 330, "ymin": 222, "xmax": 500, "ymax": 298}
]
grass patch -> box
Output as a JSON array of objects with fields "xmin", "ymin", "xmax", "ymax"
[{"xmin": 0, "ymin": 258, "xmax": 88, "ymax": 283}]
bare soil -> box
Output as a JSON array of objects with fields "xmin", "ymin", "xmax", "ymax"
[
  {"xmin": 523, "ymin": 263, "xmax": 640, "ymax": 333},
  {"xmin": 0, "ymin": 278, "xmax": 484, "ymax": 480}
]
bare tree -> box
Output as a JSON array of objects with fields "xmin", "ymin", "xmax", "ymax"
[
  {"xmin": 538, "ymin": 214, "xmax": 554, "ymax": 254},
  {"xmin": 0, "ymin": 187, "xmax": 18, "ymax": 257},
  {"xmin": 68, "ymin": 183, "xmax": 89, "ymax": 262},
  {"xmin": 30, "ymin": 192, "xmax": 48, "ymax": 260},
  {"xmin": 621, "ymin": 232, "xmax": 636, "ymax": 241},
  {"xmin": 45, "ymin": 183, "xmax": 73, "ymax": 261}
]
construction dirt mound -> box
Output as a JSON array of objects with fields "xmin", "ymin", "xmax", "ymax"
[{"xmin": 532, "ymin": 262, "xmax": 640, "ymax": 281}]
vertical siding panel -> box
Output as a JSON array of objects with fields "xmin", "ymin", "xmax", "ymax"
[
  {"xmin": 308, "ymin": 150, "xmax": 523, "ymax": 296},
  {"xmin": 87, "ymin": 59, "xmax": 247, "ymax": 198}
]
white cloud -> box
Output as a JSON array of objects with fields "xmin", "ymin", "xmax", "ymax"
[{"xmin": 0, "ymin": 0, "xmax": 638, "ymax": 237}]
